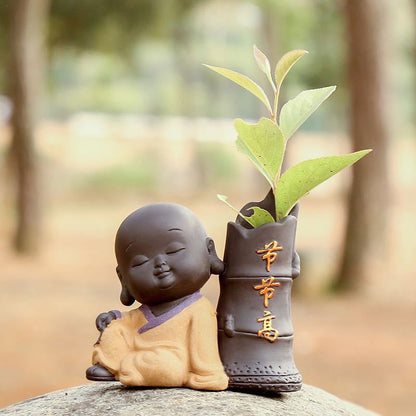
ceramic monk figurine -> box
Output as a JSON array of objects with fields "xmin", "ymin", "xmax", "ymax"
[{"xmin": 86, "ymin": 203, "xmax": 228, "ymax": 390}]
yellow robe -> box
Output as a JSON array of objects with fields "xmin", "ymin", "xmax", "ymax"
[{"xmin": 92, "ymin": 296, "xmax": 228, "ymax": 390}]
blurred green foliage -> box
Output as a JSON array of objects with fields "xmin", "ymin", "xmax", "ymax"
[
  {"xmin": 78, "ymin": 154, "xmax": 158, "ymax": 192},
  {"xmin": 74, "ymin": 142, "xmax": 241, "ymax": 194},
  {"xmin": 0, "ymin": 0, "xmax": 415, "ymax": 130},
  {"xmin": 196, "ymin": 143, "xmax": 241, "ymax": 186},
  {"xmin": 49, "ymin": 0, "xmax": 203, "ymax": 54}
]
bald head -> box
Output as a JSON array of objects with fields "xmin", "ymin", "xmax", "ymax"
[
  {"xmin": 114, "ymin": 203, "xmax": 224, "ymax": 306},
  {"xmin": 115, "ymin": 203, "xmax": 207, "ymax": 264}
]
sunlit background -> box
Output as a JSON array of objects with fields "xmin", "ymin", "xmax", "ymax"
[{"xmin": 0, "ymin": 1, "xmax": 415, "ymax": 415}]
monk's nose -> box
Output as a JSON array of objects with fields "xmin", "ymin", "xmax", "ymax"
[{"xmin": 154, "ymin": 255, "xmax": 167, "ymax": 268}]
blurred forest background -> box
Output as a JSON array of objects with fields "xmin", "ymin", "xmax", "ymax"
[{"xmin": 0, "ymin": 0, "xmax": 415, "ymax": 415}]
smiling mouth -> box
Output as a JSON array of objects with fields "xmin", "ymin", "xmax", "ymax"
[
  {"xmin": 155, "ymin": 270, "xmax": 175, "ymax": 289},
  {"xmin": 156, "ymin": 270, "xmax": 171, "ymax": 279}
]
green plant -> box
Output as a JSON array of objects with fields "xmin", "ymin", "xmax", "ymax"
[{"xmin": 205, "ymin": 46, "xmax": 371, "ymax": 227}]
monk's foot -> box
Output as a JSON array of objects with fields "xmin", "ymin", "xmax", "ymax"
[{"xmin": 86, "ymin": 364, "xmax": 116, "ymax": 382}]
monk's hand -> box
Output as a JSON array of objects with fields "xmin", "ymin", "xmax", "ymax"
[{"xmin": 95, "ymin": 311, "xmax": 118, "ymax": 333}]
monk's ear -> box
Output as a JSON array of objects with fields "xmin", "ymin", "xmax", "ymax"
[
  {"xmin": 116, "ymin": 266, "xmax": 135, "ymax": 306},
  {"xmin": 206, "ymin": 237, "xmax": 224, "ymax": 275}
]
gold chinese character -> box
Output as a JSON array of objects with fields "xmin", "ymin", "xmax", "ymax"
[
  {"xmin": 253, "ymin": 277, "xmax": 280, "ymax": 308},
  {"xmin": 257, "ymin": 310, "xmax": 279, "ymax": 342},
  {"xmin": 256, "ymin": 240, "xmax": 283, "ymax": 272}
]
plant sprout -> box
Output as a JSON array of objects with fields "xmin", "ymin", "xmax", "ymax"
[{"xmin": 205, "ymin": 46, "xmax": 371, "ymax": 227}]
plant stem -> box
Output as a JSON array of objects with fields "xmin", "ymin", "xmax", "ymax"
[
  {"xmin": 272, "ymin": 138, "xmax": 286, "ymax": 221},
  {"xmin": 269, "ymin": 79, "xmax": 285, "ymax": 221},
  {"xmin": 272, "ymin": 86, "xmax": 280, "ymax": 123}
]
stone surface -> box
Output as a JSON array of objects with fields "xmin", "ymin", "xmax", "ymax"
[{"xmin": 0, "ymin": 383, "xmax": 379, "ymax": 416}]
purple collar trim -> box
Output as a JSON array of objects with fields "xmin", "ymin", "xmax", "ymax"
[{"xmin": 138, "ymin": 291, "xmax": 202, "ymax": 334}]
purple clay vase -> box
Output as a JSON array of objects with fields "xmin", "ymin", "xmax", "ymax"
[{"xmin": 217, "ymin": 197, "xmax": 302, "ymax": 393}]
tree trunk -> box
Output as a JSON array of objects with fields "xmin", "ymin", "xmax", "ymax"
[
  {"xmin": 8, "ymin": 0, "xmax": 50, "ymax": 253},
  {"xmin": 335, "ymin": 0, "xmax": 391, "ymax": 292}
]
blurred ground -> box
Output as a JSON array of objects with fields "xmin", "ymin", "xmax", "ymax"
[{"xmin": 0, "ymin": 119, "xmax": 415, "ymax": 415}]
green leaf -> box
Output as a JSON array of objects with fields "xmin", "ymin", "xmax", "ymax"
[
  {"xmin": 217, "ymin": 194, "xmax": 275, "ymax": 228},
  {"xmin": 275, "ymin": 49, "xmax": 308, "ymax": 92},
  {"xmin": 235, "ymin": 118, "xmax": 285, "ymax": 188},
  {"xmin": 245, "ymin": 206, "xmax": 275, "ymax": 227},
  {"xmin": 279, "ymin": 86, "xmax": 336, "ymax": 141},
  {"xmin": 217, "ymin": 194, "xmax": 256, "ymax": 227},
  {"xmin": 274, "ymin": 150, "xmax": 372, "ymax": 219},
  {"xmin": 204, "ymin": 64, "xmax": 272, "ymax": 114},
  {"xmin": 253, "ymin": 45, "xmax": 275, "ymax": 92}
]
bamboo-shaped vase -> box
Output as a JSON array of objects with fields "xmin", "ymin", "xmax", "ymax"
[{"xmin": 217, "ymin": 203, "xmax": 302, "ymax": 393}]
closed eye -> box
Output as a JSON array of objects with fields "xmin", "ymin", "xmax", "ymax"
[
  {"xmin": 166, "ymin": 247, "xmax": 185, "ymax": 255},
  {"xmin": 131, "ymin": 256, "xmax": 149, "ymax": 267},
  {"xmin": 132, "ymin": 261, "xmax": 147, "ymax": 267}
]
